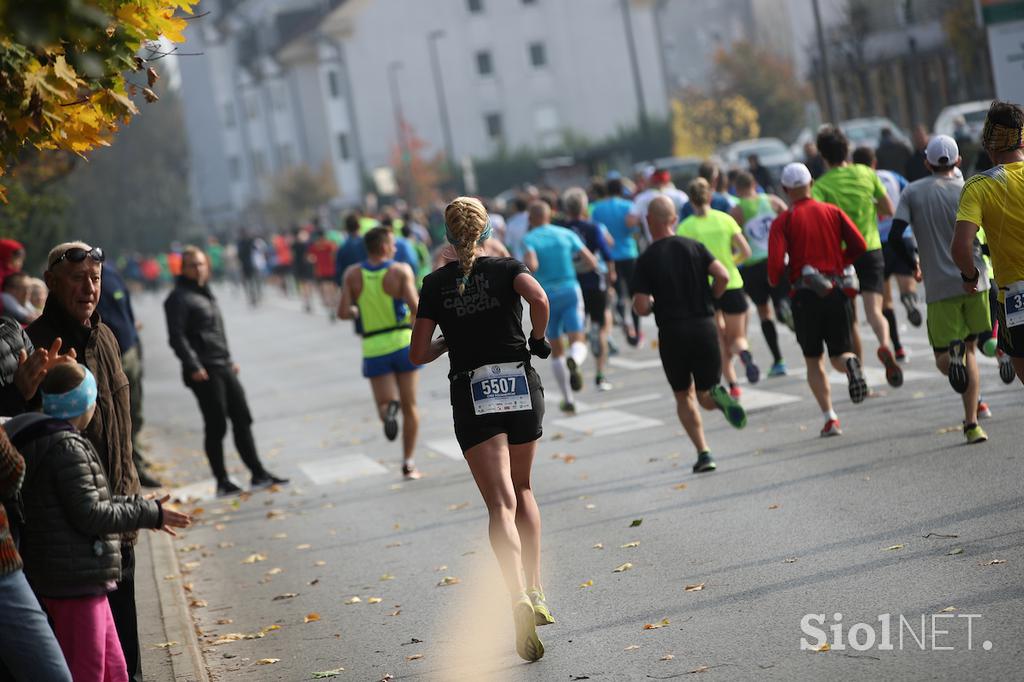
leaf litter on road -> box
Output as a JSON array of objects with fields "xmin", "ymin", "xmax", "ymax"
[
  {"xmin": 980, "ymin": 559, "xmax": 1007, "ymax": 566},
  {"xmin": 255, "ymin": 658, "xmax": 279, "ymax": 665},
  {"xmin": 613, "ymin": 563, "xmax": 633, "ymax": 573},
  {"xmin": 304, "ymin": 613, "xmax": 321, "ymax": 623},
  {"xmin": 241, "ymin": 553, "xmax": 267, "ymax": 564},
  {"xmin": 579, "ymin": 580, "xmax": 594, "ymax": 589},
  {"xmin": 630, "ymin": 519, "xmax": 643, "ymax": 528},
  {"xmin": 437, "ymin": 576, "xmax": 461, "ymax": 586},
  {"xmin": 311, "ymin": 670, "xmax": 344, "ymax": 679},
  {"xmin": 644, "ymin": 618, "xmax": 670, "ymax": 630},
  {"xmin": 883, "ymin": 544, "xmax": 904, "ymax": 551},
  {"xmin": 620, "ymin": 541, "xmax": 640, "ymax": 549},
  {"xmin": 684, "ymin": 583, "xmax": 705, "ymax": 592}
]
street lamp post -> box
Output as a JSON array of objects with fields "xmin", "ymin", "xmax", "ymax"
[
  {"xmin": 812, "ymin": 0, "xmax": 838, "ymax": 123},
  {"xmin": 427, "ymin": 29, "xmax": 458, "ymax": 191},
  {"xmin": 387, "ymin": 61, "xmax": 411, "ymax": 200},
  {"xmin": 620, "ymin": 0, "xmax": 649, "ymax": 135}
]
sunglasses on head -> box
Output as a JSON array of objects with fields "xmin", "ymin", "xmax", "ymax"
[{"xmin": 49, "ymin": 247, "xmax": 105, "ymax": 269}]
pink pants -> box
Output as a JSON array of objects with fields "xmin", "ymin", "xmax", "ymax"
[{"xmin": 42, "ymin": 595, "xmax": 128, "ymax": 682}]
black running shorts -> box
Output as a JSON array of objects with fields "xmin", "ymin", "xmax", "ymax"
[
  {"xmin": 882, "ymin": 241, "xmax": 914, "ymax": 277},
  {"xmin": 996, "ymin": 300, "xmax": 1024, "ymax": 359},
  {"xmin": 450, "ymin": 364, "xmax": 545, "ymax": 452},
  {"xmin": 854, "ymin": 249, "xmax": 885, "ymax": 294},
  {"xmin": 714, "ymin": 288, "xmax": 749, "ymax": 315},
  {"xmin": 582, "ymin": 288, "xmax": 609, "ymax": 323},
  {"xmin": 792, "ymin": 289, "xmax": 854, "ymax": 358},
  {"xmin": 657, "ymin": 317, "xmax": 721, "ymax": 392}
]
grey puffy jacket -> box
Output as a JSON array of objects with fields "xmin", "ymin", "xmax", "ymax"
[
  {"xmin": 0, "ymin": 316, "xmax": 32, "ymax": 416},
  {"xmin": 9, "ymin": 414, "xmax": 162, "ymax": 595}
]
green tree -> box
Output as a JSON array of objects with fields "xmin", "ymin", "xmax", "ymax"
[{"xmin": 713, "ymin": 42, "xmax": 811, "ymax": 139}]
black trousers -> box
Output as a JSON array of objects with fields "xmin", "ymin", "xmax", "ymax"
[
  {"xmin": 187, "ymin": 366, "xmax": 265, "ymax": 482},
  {"xmin": 108, "ymin": 544, "xmax": 142, "ymax": 682}
]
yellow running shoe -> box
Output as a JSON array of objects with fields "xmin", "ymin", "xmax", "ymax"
[
  {"xmin": 528, "ymin": 588, "xmax": 555, "ymax": 626},
  {"xmin": 964, "ymin": 423, "xmax": 988, "ymax": 445},
  {"xmin": 513, "ymin": 595, "xmax": 545, "ymax": 662}
]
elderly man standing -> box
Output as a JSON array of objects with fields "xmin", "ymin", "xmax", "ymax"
[
  {"xmin": 164, "ymin": 246, "xmax": 287, "ymax": 496},
  {"xmin": 26, "ymin": 241, "xmax": 142, "ymax": 681}
]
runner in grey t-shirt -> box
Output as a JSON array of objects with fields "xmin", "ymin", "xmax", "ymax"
[{"xmin": 886, "ymin": 134, "xmax": 991, "ymax": 444}]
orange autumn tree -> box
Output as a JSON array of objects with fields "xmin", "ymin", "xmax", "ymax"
[
  {"xmin": 0, "ymin": 0, "xmax": 196, "ymax": 193},
  {"xmin": 390, "ymin": 118, "xmax": 445, "ymax": 207}
]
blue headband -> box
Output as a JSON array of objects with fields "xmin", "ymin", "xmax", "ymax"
[
  {"xmin": 445, "ymin": 222, "xmax": 492, "ymax": 246},
  {"xmin": 41, "ymin": 367, "xmax": 98, "ymax": 420}
]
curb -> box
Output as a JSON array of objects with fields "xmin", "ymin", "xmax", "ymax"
[{"xmin": 143, "ymin": 531, "xmax": 210, "ymax": 682}]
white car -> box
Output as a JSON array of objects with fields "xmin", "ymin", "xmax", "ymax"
[
  {"xmin": 719, "ymin": 137, "xmax": 794, "ymax": 176},
  {"xmin": 837, "ymin": 117, "xmax": 911, "ymax": 150},
  {"xmin": 934, "ymin": 100, "xmax": 991, "ymax": 142}
]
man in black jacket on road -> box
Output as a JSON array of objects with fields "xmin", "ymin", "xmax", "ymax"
[{"xmin": 164, "ymin": 246, "xmax": 287, "ymax": 497}]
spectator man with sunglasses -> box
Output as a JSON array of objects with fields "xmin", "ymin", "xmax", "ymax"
[{"xmin": 27, "ymin": 241, "xmax": 145, "ymax": 682}]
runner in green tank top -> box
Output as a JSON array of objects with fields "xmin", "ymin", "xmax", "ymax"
[
  {"xmin": 730, "ymin": 171, "xmax": 791, "ymax": 377},
  {"xmin": 339, "ymin": 227, "xmax": 423, "ymax": 479}
]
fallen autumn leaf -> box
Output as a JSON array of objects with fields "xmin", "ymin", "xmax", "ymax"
[
  {"xmin": 643, "ymin": 618, "xmax": 670, "ymax": 630},
  {"xmin": 613, "ymin": 563, "xmax": 633, "ymax": 573}
]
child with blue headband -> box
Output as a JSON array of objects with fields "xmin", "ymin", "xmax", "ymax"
[{"xmin": 5, "ymin": 363, "xmax": 189, "ymax": 681}]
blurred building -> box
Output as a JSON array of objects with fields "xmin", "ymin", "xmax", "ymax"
[
  {"xmin": 178, "ymin": 0, "xmax": 667, "ymax": 229},
  {"xmin": 806, "ymin": 0, "xmax": 995, "ymax": 130}
]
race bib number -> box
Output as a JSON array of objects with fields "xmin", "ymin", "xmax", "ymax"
[
  {"xmin": 1005, "ymin": 281, "xmax": 1024, "ymax": 329},
  {"xmin": 470, "ymin": 363, "xmax": 532, "ymax": 415}
]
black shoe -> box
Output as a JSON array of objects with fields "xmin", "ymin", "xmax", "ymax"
[
  {"xmin": 947, "ymin": 340, "xmax": 969, "ymax": 394},
  {"xmin": 216, "ymin": 479, "xmax": 243, "ymax": 497},
  {"xmin": 137, "ymin": 467, "xmax": 163, "ymax": 489},
  {"xmin": 845, "ymin": 357, "xmax": 868, "ymax": 404},
  {"xmin": 566, "ymin": 358, "xmax": 583, "ymax": 392},
  {"xmin": 901, "ymin": 292, "xmax": 922, "ymax": 327},
  {"xmin": 383, "ymin": 400, "xmax": 400, "ymax": 441},
  {"xmin": 252, "ymin": 472, "xmax": 289, "ymax": 490},
  {"xmin": 692, "ymin": 451, "xmax": 717, "ymax": 473}
]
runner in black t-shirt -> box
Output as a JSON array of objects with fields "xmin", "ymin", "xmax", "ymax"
[
  {"xmin": 411, "ymin": 197, "xmax": 552, "ymax": 663},
  {"xmin": 631, "ymin": 196, "xmax": 747, "ymax": 474}
]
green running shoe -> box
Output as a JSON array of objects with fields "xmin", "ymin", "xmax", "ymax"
[
  {"xmin": 513, "ymin": 595, "xmax": 545, "ymax": 662},
  {"xmin": 710, "ymin": 385, "xmax": 747, "ymax": 429},
  {"xmin": 528, "ymin": 588, "xmax": 555, "ymax": 626},
  {"xmin": 693, "ymin": 451, "xmax": 717, "ymax": 473}
]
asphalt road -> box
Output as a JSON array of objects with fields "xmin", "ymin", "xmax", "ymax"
[{"xmin": 134, "ymin": 281, "xmax": 1024, "ymax": 681}]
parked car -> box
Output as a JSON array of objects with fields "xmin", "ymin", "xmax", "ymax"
[
  {"xmin": 837, "ymin": 117, "xmax": 911, "ymax": 150},
  {"xmin": 718, "ymin": 137, "xmax": 794, "ymax": 178},
  {"xmin": 632, "ymin": 156, "xmax": 704, "ymax": 185},
  {"xmin": 934, "ymin": 100, "xmax": 991, "ymax": 142}
]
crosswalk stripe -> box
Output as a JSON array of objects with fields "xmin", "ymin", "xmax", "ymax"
[
  {"xmin": 426, "ymin": 438, "xmax": 465, "ymax": 461},
  {"xmin": 552, "ymin": 408, "xmax": 662, "ymax": 436},
  {"xmin": 299, "ymin": 454, "xmax": 388, "ymax": 485},
  {"xmin": 736, "ymin": 387, "xmax": 802, "ymax": 411},
  {"xmin": 609, "ymin": 357, "xmax": 663, "ymax": 370}
]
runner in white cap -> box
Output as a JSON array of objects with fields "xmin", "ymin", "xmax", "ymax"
[
  {"xmin": 768, "ymin": 163, "xmax": 870, "ymax": 437},
  {"xmin": 887, "ymin": 135, "xmax": 990, "ymax": 444}
]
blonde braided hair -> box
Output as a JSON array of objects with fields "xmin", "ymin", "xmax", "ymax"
[{"xmin": 444, "ymin": 196, "xmax": 489, "ymax": 294}]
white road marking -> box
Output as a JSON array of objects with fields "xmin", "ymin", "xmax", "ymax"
[
  {"xmin": 426, "ymin": 438, "xmax": 465, "ymax": 461},
  {"xmin": 789, "ymin": 366, "xmax": 932, "ymax": 386},
  {"xmin": 552, "ymin": 408, "xmax": 662, "ymax": 436},
  {"xmin": 735, "ymin": 388, "xmax": 802, "ymax": 411},
  {"xmin": 609, "ymin": 357, "xmax": 663, "ymax": 370},
  {"xmin": 299, "ymin": 454, "xmax": 388, "ymax": 485}
]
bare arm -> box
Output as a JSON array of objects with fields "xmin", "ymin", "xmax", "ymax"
[
  {"xmin": 398, "ymin": 264, "xmax": 419, "ymax": 318},
  {"xmin": 729, "ymin": 205, "xmax": 745, "ymax": 225},
  {"xmin": 513, "ymin": 272, "xmax": 549, "ymax": 339},
  {"xmin": 876, "ymin": 192, "xmax": 895, "ymax": 219},
  {"xmin": 708, "ymin": 259, "xmax": 730, "ymax": 299},
  {"xmin": 524, "ymin": 249, "xmax": 539, "ymax": 272},
  {"xmin": 409, "ymin": 317, "xmax": 446, "ymax": 365},
  {"xmin": 769, "ymin": 195, "xmax": 789, "ymax": 212},
  {"xmin": 337, "ymin": 266, "xmax": 359, "ymax": 319},
  {"xmin": 632, "ymin": 293, "xmax": 653, "ymax": 317},
  {"xmin": 951, "ymin": 220, "xmax": 981, "ymax": 293},
  {"xmin": 577, "ymin": 246, "xmax": 599, "ymax": 271},
  {"xmin": 732, "ymin": 232, "xmax": 753, "ymax": 264}
]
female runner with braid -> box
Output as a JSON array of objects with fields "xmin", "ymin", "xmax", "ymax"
[{"xmin": 410, "ymin": 197, "xmax": 553, "ymax": 662}]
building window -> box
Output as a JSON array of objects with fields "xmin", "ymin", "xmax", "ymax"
[
  {"xmin": 228, "ymin": 156, "xmax": 241, "ymax": 181},
  {"xmin": 337, "ymin": 133, "xmax": 350, "ymax": 161},
  {"xmin": 224, "ymin": 102, "xmax": 236, "ymax": 128},
  {"xmin": 475, "ymin": 50, "xmax": 493, "ymax": 76},
  {"xmin": 467, "ymin": 0, "xmax": 483, "ymax": 12},
  {"xmin": 484, "ymin": 112, "xmax": 503, "ymax": 140},
  {"xmin": 529, "ymin": 42, "xmax": 547, "ymax": 68},
  {"xmin": 327, "ymin": 70, "xmax": 340, "ymax": 99}
]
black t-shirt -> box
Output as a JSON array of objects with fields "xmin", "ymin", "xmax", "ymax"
[
  {"xmin": 418, "ymin": 257, "xmax": 532, "ymax": 375},
  {"xmin": 631, "ymin": 236, "xmax": 715, "ymax": 327}
]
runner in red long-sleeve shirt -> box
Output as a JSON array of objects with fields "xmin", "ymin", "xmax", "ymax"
[{"xmin": 767, "ymin": 163, "xmax": 869, "ymax": 437}]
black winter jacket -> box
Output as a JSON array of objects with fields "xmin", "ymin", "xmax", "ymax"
[
  {"xmin": 163, "ymin": 277, "xmax": 233, "ymax": 380},
  {"xmin": 10, "ymin": 414, "xmax": 162, "ymax": 596},
  {"xmin": 0, "ymin": 316, "xmax": 33, "ymax": 416}
]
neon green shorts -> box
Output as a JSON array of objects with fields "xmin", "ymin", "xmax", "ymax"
[{"xmin": 926, "ymin": 291, "xmax": 992, "ymax": 350}]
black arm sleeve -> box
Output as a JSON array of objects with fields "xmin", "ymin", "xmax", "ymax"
[{"xmin": 886, "ymin": 219, "xmax": 917, "ymax": 269}]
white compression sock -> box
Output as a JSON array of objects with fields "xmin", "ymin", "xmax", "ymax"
[
  {"xmin": 552, "ymin": 357, "xmax": 572, "ymax": 403},
  {"xmin": 569, "ymin": 341, "xmax": 588, "ymax": 366}
]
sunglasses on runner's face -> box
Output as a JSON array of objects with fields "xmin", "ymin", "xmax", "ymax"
[{"xmin": 49, "ymin": 247, "xmax": 105, "ymax": 269}]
